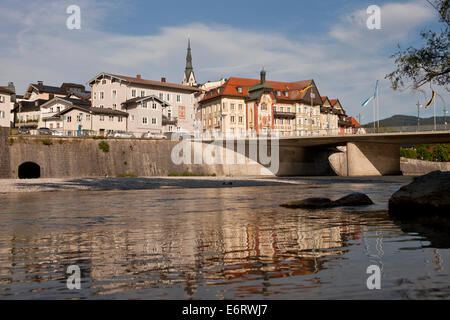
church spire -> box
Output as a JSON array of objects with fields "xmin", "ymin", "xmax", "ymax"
[{"xmin": 183, "ymin": 38, "xmax": 196, "ymax": 86}]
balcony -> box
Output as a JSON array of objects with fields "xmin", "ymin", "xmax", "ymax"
[
  {"xmin": 162, "ymin": 116, "xmax": 178, "ymax": 126},
  {"xmin": 273, "ymin": 110, "xmax": 296, "ymax": 119}
]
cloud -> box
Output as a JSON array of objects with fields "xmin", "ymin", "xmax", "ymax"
[{"xmin": 0, "ymin": 0, "xmax": 447, "ymax": 122}]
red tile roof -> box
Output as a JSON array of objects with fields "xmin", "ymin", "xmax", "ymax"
[
  {"xmin": 200, "ymin": 77, "xmax": 314, "ymax": 103},
  {"xmin": 349, "ymin": 117, "xmax": 360, "ymax": 127}
]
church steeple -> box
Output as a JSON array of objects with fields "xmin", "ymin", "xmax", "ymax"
[{"xmin": 183, "ymin": 38, "xmax": 197, "ymax": 86}]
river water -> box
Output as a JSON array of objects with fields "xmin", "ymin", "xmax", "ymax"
[{"xmin": 1, "ymin": 178, "xmax": 449, "ymax": 300}]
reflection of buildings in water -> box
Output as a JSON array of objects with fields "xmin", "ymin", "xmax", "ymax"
[{"xmin": 0, "ymin": 202, "xmax": 363, "ymax": 297}]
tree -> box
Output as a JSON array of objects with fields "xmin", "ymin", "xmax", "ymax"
[{"xmin": 386, "ymin": 0, "xmax": 449, "ymax": 91}]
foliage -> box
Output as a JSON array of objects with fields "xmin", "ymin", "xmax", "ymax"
[
  {"xmin": 386, "ymin": 0, "xmax": 449, "ymax": 91},
  {"xmin": 41, "ymin": 139, "xmax": 53, "ymax": 146},
  {"xmin": 401, "ymin": 144, "xmax": 450, "ymax": 161},
  {"xmin": 98, "ymin": 141, "xmax": 110, "ymax": 152},
  {"xmin": 117, "ymin": 174, "xmax": 137, "ymax": 178}
]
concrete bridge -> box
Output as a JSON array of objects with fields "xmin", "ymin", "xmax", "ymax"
[{"xmin": 196, "ymin": 131, "xmax": 450, "ymax": 176}]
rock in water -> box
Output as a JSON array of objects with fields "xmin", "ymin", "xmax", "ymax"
[
  {"xmin": 389, "ymin": 171, "xmax": 450, "ymax": 217},
  {"xmin": 333, "ymin": 193, "xmax": 374, "ymax": 207},
  {"xmin": 281, "ymin": 193, "xmax": 373, "ymax": 209},
  {"xmin": 280, "ymin": 198, "xmax": 333, "ymax": 209}
]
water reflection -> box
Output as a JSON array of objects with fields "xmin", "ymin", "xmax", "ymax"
[{"xmin": 0, "ymin": 183, "xmax": 449, "ymax": 299}]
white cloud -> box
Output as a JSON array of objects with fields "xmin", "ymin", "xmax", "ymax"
[{"xmin": 0, "ymin": 0, "xmax": 447, "ymax": 121}]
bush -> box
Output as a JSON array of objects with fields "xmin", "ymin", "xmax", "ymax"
[
  {"xmin": 117, "ymin": 174, "xmax": 137, "ymax": 178},
  {"xmin": 98, "ymin": 141, "xmax": 110, "ymax": 152},
  {"xmin": 400, "ymin": 148, "xmax": 417, "ymax": 159},
  {"xmin": 41, "ymin": 139, "xmax": 53, "ymax": 146}
]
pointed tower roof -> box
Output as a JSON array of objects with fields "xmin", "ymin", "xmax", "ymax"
[{"xmin": 183, "ymin": 38, "xmax": 196, "ymax": 85}]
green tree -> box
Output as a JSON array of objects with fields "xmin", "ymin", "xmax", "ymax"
[
  {"xmin": 386, "ymin": 0, "xmax": 449, "ymax": 90},
  {"xmin": 431, "ymin": 144, "xmax": 450, "ymax": 161},
  {"xmin": 415, "ymin": 144, "xmax": 433, "ymax": 160}
]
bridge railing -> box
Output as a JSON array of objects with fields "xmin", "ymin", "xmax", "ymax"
[{"xmin": 363, "ymin": 124, "xmax": 450, "ymax": 134}]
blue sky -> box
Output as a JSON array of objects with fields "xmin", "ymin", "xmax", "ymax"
[{"xmin": 0, "ymin": 0, "xmax": 448, "ymax": 123}]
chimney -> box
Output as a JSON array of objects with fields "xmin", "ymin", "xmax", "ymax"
[
  {"xmin": 37, "ymin": 81, "xmax": 43, "ymax": 89},
  {"xmin": 136, "ymin": 74, "xmax": 141, "ymax": 79},
  {"xmin": 161, "ymin": 77, "xmax": 166, "ymax": 83}
]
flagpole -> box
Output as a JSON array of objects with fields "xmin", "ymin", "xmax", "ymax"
[
  {"xmin": 373, "ymin": 98, "xmax": 376, "ymax": 132},
  {"xmin": 377, "ymin": 84, "xmax": 380, "ymax": 131},
  {"xmin": 434, "ymin": 92, "xmax": 436, "ymax": 131}
]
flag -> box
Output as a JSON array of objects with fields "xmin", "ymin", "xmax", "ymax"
[
  {"xmin": 425, "ymin": 91, "xmax": 436, "ymax": 109},
  {"xmin": 298, "ymin": 85, "xmax": 313, "ymax": 94},
  {"xmin": 361, "ymin": 96, "xmax": 374, "ymax": 107}
]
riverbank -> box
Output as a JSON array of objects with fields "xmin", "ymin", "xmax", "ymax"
[{"xmin": 0, "ymin": 175, "xmax": 414, "ymax": 194}]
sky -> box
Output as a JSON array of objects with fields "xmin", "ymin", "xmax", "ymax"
[{"xmin": 0, "ymin": 0, "xmax": 448, "ymax": 123}]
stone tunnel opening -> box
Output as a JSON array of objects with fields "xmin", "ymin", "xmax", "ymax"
[{"xmin": 18, "ymin": 162, "xmax": 41, "ymax": 179}]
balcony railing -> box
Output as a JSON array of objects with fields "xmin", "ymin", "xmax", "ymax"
[{"xmin": 273, "ymin": 110, "xmax": 296, "ymax": 119}]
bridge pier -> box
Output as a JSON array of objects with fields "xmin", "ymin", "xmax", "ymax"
[{"xmin": 346, "ymin": 142, "xmax": 401, "ymax": 176}]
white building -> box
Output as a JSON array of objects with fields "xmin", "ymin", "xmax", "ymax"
[{"xmin": 0, "ymin": 86, "xmax": 15, "ymax": 128}]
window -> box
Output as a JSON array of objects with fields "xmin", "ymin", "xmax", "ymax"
[
  {"xmin": 109, "ymin": 116, "xmax": 114, "ymax": 121},
  {"xmin": 100, "ymin": 92, "xmax": 104, "ymax": 99},
  {"xmin": 166, "ymin": 93, "xmax": 170, "ymax": 101},
  {"xmin": 159, "ymin": 93, "xmax": 164, "ymax": 100},
  {"xmin": 112, "ymin": 90, "xmax": 117, "ymax": 98},
  {"xmin": 113, "ymin": 104, "xmax": 117, "ymax": 110},
  {"xmin": 277, "ymin": 91, "xmax": 281, "ymax": 96},
  {"xmin": 100, "ymin": 115, "xmax": 105, "ymax": 121},
  {"xmin": 131, "ymin": 115, "xmax": 135, "ymax": 121},
  {"xmin": 142, "ymin": 117, "xmax": 148, "ymax": 124},
  {"xmin": 168, "ymin": 110, "xmax": 171, "ymax": 118},
  {"xmin": 261, "ymin": 103, "xmax": 267, "ymax": 111},
  {"xmin": 132, "ymin": 90, "xmax": 136, "ymax": 97},
  {"xmin": 287, "ymin": 107, "xmax": 291, "ymax": 112},
  {"xmin": 239, "ymin": 104, "xmax": 243, "ymax": 111},
  {"xmin": 77, "ymin": 113, "xmax": 83, "ymax": 122},
  {"xmin": 99, "ymin": 105, "xmax": 104, "ymax": 108},
  {"xmin": 177, "ymin": 95, "xmax": 181, "ymax": 102},
  {"xmin": 118, "ymin": 117, "xmax": 123, "ymax": 122},
  {"xmin": 143, "ymin": 102, "xmax": 147, "ymax": 108},
  {"xmin": 102, "ymin": 79, "xmax": 106, "ymax": 84},
  {"xmin": 152, "ymin": 103, "xmax": 157, "ymax": 109},
  {"xmin": 152, "ymin": 118, "xmax": 157, "ymax": 124},
  {"xmin": 280, "ymin": 119, "xmax": 284, "ymax": 124},
  {"xmin": 239, "ymin": 116, "xmax": 243, "ymax": 123},
  {"xmin": 231, "ymin": 116, "xmax": 235, "ymax": 123},
  {"xmin": 280, "ymin": 106, "xmax": 283, "ymax": 112},
  {"xmin": 67, "ymin": 116, "xmax": 72, "ymax": 122},
  {"xmin": 284, "ymin": 91, "xmax": 289, "ymax": 97},
  {"xmin": 86, "ymin": 115, "xmax": 91, "ymax": 121},
  {"xmin": 237, "ymin": 87, "xmax": 242, "ymax": 93},
  {"xmin": 231, "ymin": 104, "xmax": 235, "ymax": 110},
  {"xmin": 141, "ymin": 90, "xmax": 145, "ymax": 97}
]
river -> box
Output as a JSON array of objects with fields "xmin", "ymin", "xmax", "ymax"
[{"xmin": 0, "ymin": 178, "xmax": 449, "ymax": 299}]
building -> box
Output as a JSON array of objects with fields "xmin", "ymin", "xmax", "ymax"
[
  {"xmin": 0, "ymin": 84, "xmax": 15, "ymax": 128},
  {"xmin": 87, "ymin": 73, "xmax": 201, "ymax": 135},
  {"xmin": 329, "ymin": 99, "xmax": 353, "ymax": 135},
  {"xmin": 120, "ymin": 95, "xmax": 170, "ymax": 135},
  {"xmin": 38, "ymin": 96, "xmax": 91, "ymax": 130},
  {"xmin": 199, "ymin": 69, "xmax": 324, "ymax": 138},
  {"xmin": 23, "ymin": 81, "xmax": 89, "ymax": 101},
  {"xmin": 320, "ymin": 96, "xmax": 339, "ymax": 136},
  {"xmin": 59, "ymin": 105, "xmax": 128, "ymax": 136},
  {"xmin": 12, "ymin": 99, "xmax": 48, "ymax": 129}
]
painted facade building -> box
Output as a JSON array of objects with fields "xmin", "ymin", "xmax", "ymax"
[
  {"xmin": 199, "ymin": 70, "xmax": 325, "ymax": 138},
  {"xmin": 23, "ymin": 81, "xmax": 89, "ymax": 101}
]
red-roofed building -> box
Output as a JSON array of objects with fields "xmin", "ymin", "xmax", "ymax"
[{"xmin": 199, "ymin": 69, "xmax": 326, "ymax": 138}]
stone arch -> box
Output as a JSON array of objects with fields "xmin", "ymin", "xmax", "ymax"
[{"xmin": 18, "ymin": 162, "xmax": 41, "ymax": 179}]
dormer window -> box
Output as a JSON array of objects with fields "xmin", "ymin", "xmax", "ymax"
[
  {"xmin": 284, "ymin": 91, "xmax": 289, "ymax": 97},
  {"xmin": 217, "ymin": 88, "xmax": 221, "ymax": 94},
  {"xmin": 237, "ymin": 87, "xmax": 242, "ymax": 93},
  {"xmin": 277, "ymin": 91, "xmax": 281, "ymax": 96}
]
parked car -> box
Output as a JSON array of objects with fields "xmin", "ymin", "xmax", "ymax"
[
  {"xmin": 52, "ymin": 130, "xmax": 64, "ymax": 136},
  {"xmin": 18, "ymin": 127, "xmax": 31, "ymax": 135},
  {"xmin": 38, "ymin": 127, "xmax": 52, "ymax": 135},
  {"xmin": 142, "ymin": 132, "xmax": 167, "ymax": 140},
  {"xmin": 113, "ymin": 131, "xmax": 135, "ymax": 138}
]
